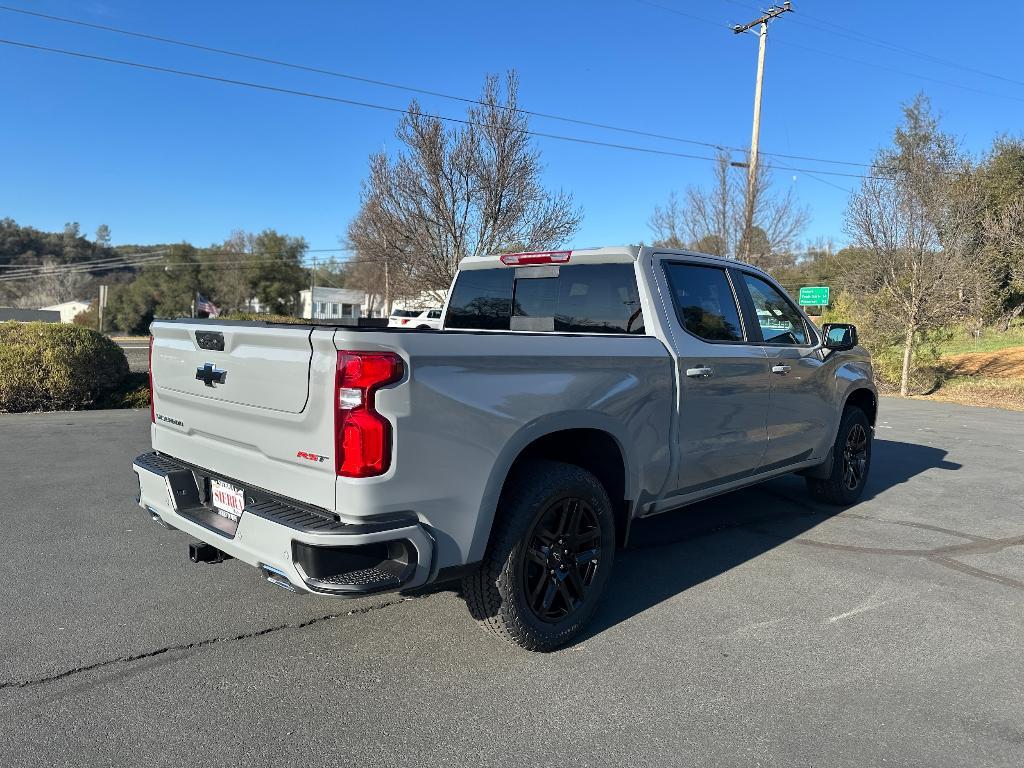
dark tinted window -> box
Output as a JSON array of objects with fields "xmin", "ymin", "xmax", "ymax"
[
  {"xmin": 663, "ymin": 264, "xmax": 744, "ymax": 342},
  {"xmin": 513, "ymin": 264, "xmax": 644, "ymax": 334},
  {"xmin": 741, "ymin": 273, "xmax": 809, "ymax": 345},
  {"xmin": 446, "ymin": 263, "xmax": 644, "ymax": 334},
  {"xmin": 444, "ymin": 268, "xmax": 514, "ymax": 330}
]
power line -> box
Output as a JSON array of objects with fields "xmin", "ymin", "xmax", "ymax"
[
  {"xmin": 648, "ymin": 0, "xmax": 1024, "ymax": 106},
  {"xmin": 0, "ymin": 246, "xmax": 353, "ymax": 276},
  {"xmin": 0, "ymin": 37, "xmax": 889, "ymax": 182},
  {"xmin": 0, "ymin": 252, "xmax": 169, "ymax": 277},
  {"xmin": 0, "ymin": 250, "xmax": 391, "ymax": 283},
  {"xmin": 0, "ymin": 250, "xmax": 169, "ymax": 272},
  {"xmin": 713, "ymin": 0, "xmax": 1024, "ymax": 89},
  {"xmin": 0, "ymin": 3, "xmax": 883, "ymax": 172}
]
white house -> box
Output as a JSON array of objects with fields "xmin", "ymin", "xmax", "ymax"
[
  {"xmin": 40, "ymin": 299, "xmax": 90, "ymax": 323},
  {"xmin": 298, "ymin": 287, "xmax": 366, "ymax": 320}
]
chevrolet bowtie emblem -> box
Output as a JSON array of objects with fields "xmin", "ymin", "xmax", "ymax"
[{"xmin": 195, "ymin": 362, "xmax": 227, "ymax": 387}]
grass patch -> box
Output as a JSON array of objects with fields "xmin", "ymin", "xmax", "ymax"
[{"xmin": 935, "ymin": 322, "xmax": 1024, "ymax": 356}]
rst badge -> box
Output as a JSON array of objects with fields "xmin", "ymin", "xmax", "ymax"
[{"xmin": 296, "ymin": 451, "xmax": 330, "ymax": 464}]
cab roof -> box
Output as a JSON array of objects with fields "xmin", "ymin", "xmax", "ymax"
[{"xmin": 458, "ymin": 245, "xmax": 765, "ymax": 274}]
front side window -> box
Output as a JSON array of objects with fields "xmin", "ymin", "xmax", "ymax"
[
  {"xmin": 741, "ymin": 273, "xmax": 809, "ymax": 345},
  {"xmin": 663, "ymin": 263, "xmax": 744, "ymax": 342}
]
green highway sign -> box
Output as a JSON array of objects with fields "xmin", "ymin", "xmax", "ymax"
[{"xmin": 798, "ymin": 286, "xmax": 830, "ymax": 306}]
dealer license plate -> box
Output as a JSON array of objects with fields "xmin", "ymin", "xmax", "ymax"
[{"xmin": 210, "ymin": 478, "xmax": 245, "ymax": 522}]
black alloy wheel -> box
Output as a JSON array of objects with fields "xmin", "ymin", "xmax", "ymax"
[
  {"xmin": 805, "ymin": 405, "xmax": 872, "ymax": 506},
  {"xmin": 521, "ymin": 497, "xmax": 602, "ymax": 623},
  {"xmin": 461, "ymin": 459, "xmax": 616, "ymax": 651},
  {"xmin": 843, "ymin": 422, "xmax": 869, "ymax": 491}
]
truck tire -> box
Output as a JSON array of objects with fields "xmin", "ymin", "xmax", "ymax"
[
  {"xmin": 805, "ymin": 406, "xmax": 872, "ymax": 506},
  {"xmin": 462, "ymin": 460, "xmax": 616, "ymax": 652}
]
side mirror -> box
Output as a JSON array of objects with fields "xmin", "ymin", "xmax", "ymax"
[{"xmin": 822, "ymin": 322, "xmax": 857, "ymax": 351}]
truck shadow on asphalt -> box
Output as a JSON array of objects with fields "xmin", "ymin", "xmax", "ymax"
[{"xmin": 577, "ymin": 439, "xmax": 962, "ymax": 645}]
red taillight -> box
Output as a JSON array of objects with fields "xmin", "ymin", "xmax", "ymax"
[
  {"xmin": 499, "ymin": 250, "xmax": 571, "ymax": 266},
  {"xmin": 148, "ymin": 336, "xmax": 155, "ymax": 423},
  {"xmin": 399, "ymin": 318, "xmax": 409, "ymax": 325},
  {"xmin": 335, "ymin": 351, "xmax": 404, "ymax": 477}
]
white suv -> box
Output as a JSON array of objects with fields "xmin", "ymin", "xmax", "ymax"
[{"xmin": 388, "ymin": 308, "xmax": 443, "ymax": 329}]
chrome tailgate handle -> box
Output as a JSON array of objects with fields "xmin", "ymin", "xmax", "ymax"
[
  {"xmin": 685, "ymin": 366, "xmax": 714, "ymax": 379},
  {"xmin": 771, "ymin": 364, "xmax": 792, "ymax": 375}
]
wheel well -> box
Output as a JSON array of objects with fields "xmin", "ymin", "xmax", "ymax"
[
  {"xmin": 501, "ymin": 429, "xmax": 629, "ymax": 547},
  {"xmin": 845, "ymin": 388, "xmax": 877, "ymax": 426}
]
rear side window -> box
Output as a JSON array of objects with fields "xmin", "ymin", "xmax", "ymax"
[
  {"xmin": 663, "ymin": 263, "xmax": 744, "ymax": 342},
  {"xmin": 444, "ymin": 263, "xmax": 644, "ymax": 334}
]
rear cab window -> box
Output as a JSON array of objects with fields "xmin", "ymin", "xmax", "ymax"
[{"xmin": 445, "ymin": 263, "xmax": 644, "ymax": 334}]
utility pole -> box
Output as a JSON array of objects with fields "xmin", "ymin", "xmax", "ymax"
[
  {"xmin": 97, "ymin": 284, "xmax": 108, "ymax": 334},
  {"xmin": 310, "ymin": 256, "xmax": 317, "ymax": 320},
  {"xmin": 733, "ymin": 1, "xmax": 793, "ymax": 264}
]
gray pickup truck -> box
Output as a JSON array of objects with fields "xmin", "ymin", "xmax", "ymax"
[{"xmin": 134, "ymin": 246, "xmax": 875, "ymax": 651}]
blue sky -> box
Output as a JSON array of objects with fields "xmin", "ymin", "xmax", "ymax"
[{"xmin": 1, "ymin": 0, "xmax": 1022, "ymax": 257}]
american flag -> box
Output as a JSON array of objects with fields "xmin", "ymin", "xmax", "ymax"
[{"xmin": 195, "ymin": 292, "xmax": 220, "ymax": 318}]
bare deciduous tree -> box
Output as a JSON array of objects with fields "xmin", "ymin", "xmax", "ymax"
[
  {"xmin": 12, "ymin": 257, "xmax": 89, "ymax": 308},
  {"xmin": 844, "ymin": 94, "xmax": 981, "ymax": 396},
  {"xmin": 648, "ymin": 151, "xmax": 808, "ymax": 267},
  {"xmin": 347, "ymin": 72, "xmax": 582, "ymax": 298}
]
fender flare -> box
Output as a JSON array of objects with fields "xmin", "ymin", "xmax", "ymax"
[
  {"xmin": 466, "ymin": 411, "xmax": 634, "ymax": 563},
  {"xmin": 804, "ymin": 377, "xmax": 877, "ymax": 480}
]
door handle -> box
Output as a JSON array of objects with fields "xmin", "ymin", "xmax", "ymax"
[
  {"xmin": 771, "ymin": 364, "xmax": 792, "ymax": 375},
  {"xmin": 686, "ymin": 366, "xmax": 714, "ymax": 379}
]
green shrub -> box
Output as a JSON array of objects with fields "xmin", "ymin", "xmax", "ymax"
[
  {"xmin": 0, "ymin": 321, "xmax": 130, "ymax": 412},
  {"xmin": 99, "ymin": 371, "xmax": 151, "ymax": 410},
  {"xmin": 820, "ymin": 292, "xmax": 951, "ymax": 393}
]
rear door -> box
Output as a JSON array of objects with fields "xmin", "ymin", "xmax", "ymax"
[
  {"xmin": 733, "ymin": 271, "xmax": 832, "ymax": 471},
  {"xmin": 658, "ymin": 260, "xmax": 770, "ymax": 494}
]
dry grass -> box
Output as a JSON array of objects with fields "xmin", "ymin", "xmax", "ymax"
[
  {"xmin": 943, "ymin": 346, "xmax": 1024, "ymax": 378},
  {"xmin": 917, "ymin": 376, "xmax": 1024, "ymax": 411},
  {"xmin": 912, "ymin": 345, "xmax": 1024, "ymax": 411}
]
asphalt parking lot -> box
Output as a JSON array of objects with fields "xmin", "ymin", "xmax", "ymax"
[{"xmin": 1, "ymin": 399, "xmax": 1022, "ymax": 767}]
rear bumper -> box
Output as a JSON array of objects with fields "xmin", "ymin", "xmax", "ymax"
[{"xmin": 132, "ymin": 451, "xmax": 434, "ymax": 596}]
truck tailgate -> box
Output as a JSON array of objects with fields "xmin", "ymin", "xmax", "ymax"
[
  {"xmin": 149, "ymin": 321, "xmax": 338, "ymax": 510},
  {"xmin": 153, "ymin": 322, "xmax": 312, "ymax": 412}
]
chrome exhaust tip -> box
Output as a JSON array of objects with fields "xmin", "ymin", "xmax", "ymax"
[
  {"xmin": 145, "ymin": 506, "xmax": 176, "ymax": 530},
  {"xmin": 261, "ymin": 564, "xmax": 299, "ymax": 593}
]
